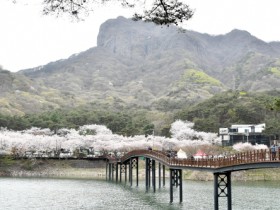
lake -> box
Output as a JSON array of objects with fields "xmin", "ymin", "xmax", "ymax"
[{"xmin": 0, "ymin": 177, "xmax": 279, "ymax": 209}]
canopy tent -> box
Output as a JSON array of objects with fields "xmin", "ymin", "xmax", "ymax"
[
  {"xmin": 193, "ymin": 149, "xmax": 207, "ymax": 159},
  {"xmin": 177, "ymin": 148, "xmax": 187, "ymax": 159}
]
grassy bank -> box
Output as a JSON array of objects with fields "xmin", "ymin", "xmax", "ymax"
[{"xmin": 0, "ymin": 157, "xmax": 106, "ymax": 179}]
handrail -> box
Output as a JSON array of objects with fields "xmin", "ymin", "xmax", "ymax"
[
  {"xmin": 114, "ymin": 149, "xmax": 280, "ymax": 169},
  {"xmin": 121, "ymin": 149, "xmax": 171, "ymax": 165}
]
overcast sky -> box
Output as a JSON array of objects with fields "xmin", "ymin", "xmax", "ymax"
[{"xmin": 1, "ymin": 0, "xmax": 280, "ymax": 72}]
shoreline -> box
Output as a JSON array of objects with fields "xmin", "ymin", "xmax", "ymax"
[
  {"xmin": 1, "ymin": 158, "xmax": 280, "ymax": 181},
  {"xmin": 0, "ymin": 158, "xmax": 107, "ymax": 179}
]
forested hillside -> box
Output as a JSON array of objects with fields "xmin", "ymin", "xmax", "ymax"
[
  {"xmin": 1, "ymin": 91, "xmax": 280, "ymax": 138},
  {"xmin": 176, "ymin": 91, "xmax": 280, "ymax": 136},
  {"xmin": 1, "ymin": 17, "xmax": 280, "ymax": 136}
]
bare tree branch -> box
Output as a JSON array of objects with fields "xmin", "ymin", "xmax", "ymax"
[
  {"xmin": 11, "ymin": 0, "xmax": 194, "ymax": 25},
  {"xmin": 132, "ymin": 0, "xmax": 194, "ymax": 26}
]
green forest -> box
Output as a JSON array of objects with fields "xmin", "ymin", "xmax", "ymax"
[{"xmin": 1, "ymin": 90, "xmax": 280, "ymax": 138}]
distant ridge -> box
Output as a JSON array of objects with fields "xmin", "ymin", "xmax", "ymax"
[{"xmin": 1, "ymin": 16, "xmax": 280, "ymax": 115}]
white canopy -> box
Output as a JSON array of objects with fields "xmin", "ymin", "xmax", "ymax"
[{"xmin": 177, "ymin": 148, "xmax": 187, "ymax": 159}]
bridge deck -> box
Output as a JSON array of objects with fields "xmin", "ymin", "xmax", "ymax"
[
  {"xmin": 106, "ymin": 149, "xmax": 280, "ymax": 209},
  {"xmin": 108, "ymin": 149, "xmax": 280, "ymax": 172}
]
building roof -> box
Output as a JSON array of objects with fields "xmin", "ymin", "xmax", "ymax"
[
  {"xmin": 193, "ymin": 149, "xmax": 207, "ymax": 157},
  {"xmin": 231, "ymin": 123, "xmax": 265, "ymax": 128}
]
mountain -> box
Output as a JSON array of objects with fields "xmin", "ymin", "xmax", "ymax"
[
  {"xmin": 0, "ymin": 68, "xmax": 82, "ymax": 115},
  {"xmin": 2, "ymin": 16, "xmax": 280, "ymax": 115}
]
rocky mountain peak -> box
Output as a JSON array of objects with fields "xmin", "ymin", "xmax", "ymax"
[
  {"xmin": 4, "ymin": 17, "xmax": 280, "ymax": 115},
  {"xmin": 97, "ymin": 16, "xmax": 177, "ymax": 58}
]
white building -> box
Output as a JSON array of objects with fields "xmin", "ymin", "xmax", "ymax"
[
  {"xmin": 230, "ymin": 123, "xmax": 265, "ymax": 133},
  {"xmin": 219, "ymin": 123, "xmax": 268, "ymax": 146}
]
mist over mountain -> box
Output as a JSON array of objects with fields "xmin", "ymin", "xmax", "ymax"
[{"xmin": 2, "ymin": 16, "xmax": 280, "ymax": 115}]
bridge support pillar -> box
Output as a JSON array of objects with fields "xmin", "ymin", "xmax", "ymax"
[
  {"xmin": 152, "ymin": 159, "xmax": 156, "ymax": 192},
  {"xmin": 136, "ymin": 157, "xmax": 139, "ymax": 187},
  {"xmin": 120, "ymin": 163, "xmax": 125, "ymax": 183},
  {"xmin": 158, "ymin": 163, "xmax": 166, "ymax": 188},
  {"xmin": 128, "ymin": 157, "xmax": 138, "ymax": 187},
  {"xmin": 214, "ymin": 172, "xmax": 232, "ymax": 210},
  {"xmin": 169, "ymin": 169, "xmax": 183, "ymax": 203},
  {"xmin": 108, "ymin": 163, "xmax": 111, "ymax": 181},
  {"xmin": 112, "ymin": 163, "xmax": 115, "ymax": 181},
  {"xmin": 129, "ymin": 159, "xmax": 133, "ymax": 187},
  {"xmin": 106, "ymin": 162, "xmax": 108, "ymax": 181},
  {"xmin": 115, "ymin": 163, "xmax": 118, "ymax": 182},
  {"xmin": 158, "ymin": 163, "xmax": 161, "ymax": 188},
  {"xmin": 145, "ymin": 158, "xmax": 151, "ymax": 191},
  {"xmin": 163, "ymin": 165, "xmax": 165, "ymax": 186},
  {"xmin": 108, "ymin": 163, "xmax": 114, "ymax": 181},
  {"xmin": 125, "ymin": 163, "xmax": 127, "ymax": 183}
]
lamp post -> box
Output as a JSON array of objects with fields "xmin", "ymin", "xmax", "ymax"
[
  {"xmin": 245, "ymin": 129, "xmax": 249, "ymax": 143},
  {"xmin": 152, "ymin": 129, "xmax": 155, "ymax": 150}
]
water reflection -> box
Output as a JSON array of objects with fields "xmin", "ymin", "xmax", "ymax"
[{"xmin": 0, "ymin": 178, "xmax": 279, "ymax": 210}]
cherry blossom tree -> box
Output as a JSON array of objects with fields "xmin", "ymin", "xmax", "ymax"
[
  {"xmin": 170, "ymin": 120, "xmax": 220, "ymax": 145},
  {"xmin": 79, "ymin": 124, "xmax": 112, "ymax": 135},
  {"xmin": 0, "ymin": 120, "xmax": 223, "ymax": 157},
  {"xmin": 233, "ymin": 142, "xmax": 268, "ymax": 152}
]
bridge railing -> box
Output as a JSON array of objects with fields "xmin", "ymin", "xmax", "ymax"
[
  {"xmin": 170, "ymin": 149, "xmax": 279, "ymax": 168},
  {"xmin": 118, "ymin": 149, "xmax": 279, "ymax": 168},
  {"xmin": 121, "ymin": 149, "xmax": 171, "ymax": 165}
]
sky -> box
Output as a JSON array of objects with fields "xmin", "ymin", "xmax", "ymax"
[{"xmin": 1, "ymin": 0, "xmax": 280, "ymax": 72}]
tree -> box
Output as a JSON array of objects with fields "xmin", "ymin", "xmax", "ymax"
[
  {"xmin": 131, "ymin": 0, "xmax": 194, "ymax": 26},
  {"xmin": 269, "ymin": 98, "xmax": 280, "ymax": 116},
  {"xmin": 13, "ymin": 0, "xmax": 194, "ymax": 26}
]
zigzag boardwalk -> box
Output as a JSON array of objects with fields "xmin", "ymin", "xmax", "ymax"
[{"xmin": 105, "ymin": 149, "xmax": 280, "ymax": 210}]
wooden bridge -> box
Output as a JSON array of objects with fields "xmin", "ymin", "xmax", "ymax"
[{"xmin": 105, "ymin": 149, "xmax": 280, "ymax": 210}]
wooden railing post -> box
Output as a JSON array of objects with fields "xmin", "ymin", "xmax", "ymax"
[
  {"xmin": 260, "ymin": 149, "xmax": 263, "ymax": 161},
  {"xmin": 249, "ymin": 151, "xmax": 252, "ymax": 162}
]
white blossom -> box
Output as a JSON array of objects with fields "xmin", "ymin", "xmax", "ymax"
[
  {"xmin": 79, "ymin": 124, "xmax": 112, "ymax": 135},
  {"xmin": 0, "ymin": 121, "xmax": 222, "ymax": 156},
  {"xmin": 233, "ymin": 142, "xmax": 268, "ymax": 152},
  {"xmin": 170, "ymin": 120, "xmax": 220, "ymax": 145}
]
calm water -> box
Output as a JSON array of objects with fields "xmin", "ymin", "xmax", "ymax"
[{"xmin": 0, "ymin": 177, "xmax": 279, "ymax": 210}]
